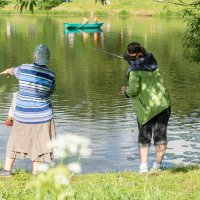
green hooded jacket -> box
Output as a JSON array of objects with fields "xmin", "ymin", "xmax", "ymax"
[{"xmin": 125, "ymin": 53, "xmax": 171, "ymax": 125}]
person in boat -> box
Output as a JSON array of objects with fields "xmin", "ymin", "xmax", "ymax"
[
  {"xmin": 0, "ymin": 44, "xmax": 56, "ymax": 176},
  {"xmin": 93, "ymin": 16, "xmax": 98, "ymax": 23},
  {"xmin": 121, "ymin": 42, "xmax": 171, "ymax": 174},
  {"xmin": 82, "ymin": 17, "xmax": 89, "ymax": 24}
]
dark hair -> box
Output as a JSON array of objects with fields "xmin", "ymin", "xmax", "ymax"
[
  {"xmin": 127, "ymin": 42, "xmax": 146, "ymax": 55},
  {"xmin": 123, "ymin": 42, "xmax": 147, "ymax": 62}
]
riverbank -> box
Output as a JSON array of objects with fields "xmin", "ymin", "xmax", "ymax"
[
  {"xmin": 0, "ymin": 165, "xmax": 200, "ymax": 199},
  {"xmin": 0, "ymin": 0, "xmax": 189, "ymax": 17}
]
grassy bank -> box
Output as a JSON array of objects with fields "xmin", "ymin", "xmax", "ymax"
[
  {"xmin": 1, "ymin": 165, "xmax": 200, "ymax": 199},
  {"xmin": 0, "ymin": 0, "xmax": 193, "ymax": 16}
]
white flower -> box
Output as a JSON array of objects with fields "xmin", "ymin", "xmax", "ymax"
[
  {"xmin": 38, "ymin": 163, "xmax": 49, "ymax": 173},
  {"xmin": 47, "ymin": 133, "xmax": 92, "ymax": 159},
  {"xmin": 54, "ymin": 172, "xmax": 69, "ymax": 186},
  {"xmin": 67, "ymin": 162, "xmax": 81, "ymax": 173},
  {"xmin": 54, "ymin": 149, "xmax": 66, "ymax": 159},
  {"xmin": 65, "ymin": 143, "xmax": 78, "ymax": 155},
  {"xmin": 79, "ymin": 148, "xmax": 92, "ymax": 157}
]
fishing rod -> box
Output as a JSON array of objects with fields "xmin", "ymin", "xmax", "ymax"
[{"xmin": 85, "ymin": 45, "xmax": 124, "ymax": 59}]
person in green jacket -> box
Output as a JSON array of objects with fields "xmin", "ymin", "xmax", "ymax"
[{"xmin": 121, "ymin": 42, "xmax": 171, "ymax": 173}]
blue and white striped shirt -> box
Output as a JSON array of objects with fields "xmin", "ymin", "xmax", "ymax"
[{"xmin": 13, "ymin": 63, "xmax": 55, "ymax": 124}]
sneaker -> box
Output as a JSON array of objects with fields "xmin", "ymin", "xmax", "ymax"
[
  {"xmin": 0, "ymin": 169, "xmax": 12, "ymax": 177},
  {"xmin": 139, "ymin": 167, "xmax": 148, "ymax": 174},
  {"xmin": 152, "ymin": 162, "xmax": 161, "ymax": 169},
  {"xmin": 149, "ymin": 168, "xmax": 161, "ymax": 174},
  {"xmin": 149, "ymin": 162, "xmax": 162, "ymax": 173},
  {"xmin": 5, "ymin": 117, "xmax": 14, "ymax": 126}
]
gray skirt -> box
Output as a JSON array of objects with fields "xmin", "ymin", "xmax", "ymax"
[{"xmin": 6, "ymin": 119, "xmax": 56, "ymax": 162}]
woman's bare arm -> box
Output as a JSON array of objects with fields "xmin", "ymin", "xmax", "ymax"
[{"xmin": 0, "ymin": 68, "xmax": 14, "ymax": 76}]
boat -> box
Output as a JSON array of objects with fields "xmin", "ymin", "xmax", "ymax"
[
  {"xmin": 64, "ymin": 22, "xmax": 103, "ymax": 29},
  {"xmin": 64, "ymin": 28, "xmax": 103, "ymax": 34}
]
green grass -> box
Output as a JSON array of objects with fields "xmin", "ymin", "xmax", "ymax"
[
  {"xmin": 0, "ymin": 0, "xmax": 194, "ymax": 16},
  {"xmin": 1, "ymin": 166, "xmax": 200, "ymax": 200},
  {"xmin": 72, "ymin": 166, "xmax": 200, "ymax": 200},
  {"xmin": 0, "ymin": 170, "xmax": 32, "ymax": 200}
]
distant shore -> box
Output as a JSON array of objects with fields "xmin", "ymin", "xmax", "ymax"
[{"xmin": 0, "ymin": 1, "xmax": 184, "ymax": 17}]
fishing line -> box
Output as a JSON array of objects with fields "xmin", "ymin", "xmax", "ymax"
[{"xmin": 85, "ymin": 46, "xmax": 123, "ymax": 59}]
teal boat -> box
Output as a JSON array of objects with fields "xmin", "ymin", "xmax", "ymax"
[
  {"xmin": 64, "ymin": 22, "xmax": 103, "ymax": 29},
  {"xmin": 64, "ymin": 28, "xmax": 103, "ymax": 34}
]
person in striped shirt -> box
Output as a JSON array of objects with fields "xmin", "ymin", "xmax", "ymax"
[{"xmin": 0, "ymin": 44, "xmax": 56, "ymax": 176}]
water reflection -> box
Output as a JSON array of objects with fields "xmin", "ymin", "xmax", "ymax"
[
  {"xmin": 64, "ymin": 28, "xmax": 104, "ymax": 48},
  {"xmin": 166, "ymin": 109, "xmax": 200, "ymax": 166},
  {"xmin": 6, "ymin": 22, "xmax": 16, "ymax": 38},
  {"xmin": 28, "ymin": 24, "xmax": 36, "ymax": 38}
]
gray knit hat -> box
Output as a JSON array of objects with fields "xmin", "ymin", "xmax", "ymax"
[{"xmin": 34, "ymin": 44, "xmax": 50, "ymax": 65}]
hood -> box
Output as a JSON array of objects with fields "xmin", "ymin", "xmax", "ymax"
[{"xmin": 127, "ymin": 53, "xmax": 158, "ymax": 74}]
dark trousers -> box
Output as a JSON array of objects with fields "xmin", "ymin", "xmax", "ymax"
[{"xmin": 138, "ymin": 107, "xmax": 171, "ymax": 146}]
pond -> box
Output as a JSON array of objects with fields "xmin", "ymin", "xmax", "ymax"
[{"xmin": 0, "ymin": 16, "xmax": 199, "ymax": 173}]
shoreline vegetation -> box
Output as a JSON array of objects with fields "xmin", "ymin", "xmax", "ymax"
[
  {"xmin": 0, "ymin": 165, "xmax": 200, "ymax": 199},
  {"xmin": 0, "ymin": 0, "xmax": 190, "ymax": 17}
]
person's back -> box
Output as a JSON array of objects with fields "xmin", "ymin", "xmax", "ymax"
[
  {"xmin": 14, "ymin": 63, "xmax": 55, "ymax": 124},
  {"xmin": 126, "ymin": 53, "xmax": 170, "ymax": 125}
]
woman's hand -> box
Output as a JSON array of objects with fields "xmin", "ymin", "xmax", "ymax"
[
  {"xmin": 0, "ymin": 69, "xmax": 8, "ymax": 75},
  {"xmin": 120, "ymin": 86, "xmax": 130, "ymax": 98},
  {"xmin": 120, "ymin": 86, "xmax": 127, "ymax": 94},
  {"xmin": 0, "ymin": 68, "xmax": 14, "ymax": 77}
]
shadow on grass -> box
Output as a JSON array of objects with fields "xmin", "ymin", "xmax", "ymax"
[{"xmin": 168, "ymin": 165, "xmax": 200, "ymax": 173}]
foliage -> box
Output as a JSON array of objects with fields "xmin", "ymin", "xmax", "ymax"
[
  {"xmin": 15, "ymin": 0, "xmax": 63, "ymax": 12},
  {"xmin": 182, "ymin": 1, "xmax": 200, "ymax": 63},
  {"xmin": 15, "ymin": 0, "xmax": 37, "ymax": 13},
  {"xmin": 155, "ymin": 0, "xmax": 200, "ymax": 63},
  {"xmin": 37, "ymin": 0, "xmax": 63, "ymax": 10},
  {"xmin": 30, "ymin": 165, "xmax": 74, "ymax": 200},
  {"xmin": 0, "ymin": 0, "xmax": 10, "ymax": 8}
]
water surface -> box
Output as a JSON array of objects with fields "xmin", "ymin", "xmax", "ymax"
[{"xmin": 0, "ymin": 16, "xmax": 199, "ymax": 173}]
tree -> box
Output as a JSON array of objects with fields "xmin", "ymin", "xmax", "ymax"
[
  {"xmin": 15, "ymin": 0, "xmax": 37, "ymax": 12},
  {"xmin": 15, "ymin": 0, "xmax": 63, "ymax": 12},
  {"xmin": 37, "ymin": 0, "xmax": 63, "ymax": 10},
  {"xmin": 182, "ymin": 1, "xmax": 200, "ymax": 63},
  {"xmin": 0, "ymin": 0, "xmax": 10, "ymax": 8},
  {"xmin": 154, "ymin": 0, "xmax": 200, "ymax": 63}
]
